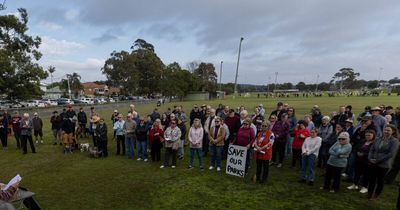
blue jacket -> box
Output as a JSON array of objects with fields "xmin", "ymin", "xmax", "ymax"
[{"xmin": 327, "ymin": 141, "xmax": 352, "ymax": 167}]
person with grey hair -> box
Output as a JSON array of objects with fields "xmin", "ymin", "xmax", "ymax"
[
  {"xmin": 203, "ymin": 108, "xmax": 216, "ymax": 157},
  {"xmin": 20, "ymin": 113, "xmax": 36, "ymax": 154},
  {"xmin": 321, "ymin": 132, "xmax": 352, "ymax": 193},
  {"xmin": 32, "ymin": 112, "xmax": 43, "ymax": 144},
  {"xmin": 317, "ymin": 116, "xmax": 333, "ymax": 168},
  {"xmin": 124, "ymin": 113, "xmax": 137, "ymax": 159}
]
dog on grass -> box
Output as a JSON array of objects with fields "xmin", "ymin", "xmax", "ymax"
[
  {"xmin": 89, "ymin": 147, "xmax": 102, "ymax": 158},
  {"xmin": 80, "ymin": 143, "xmax": 90, "ymax": 152}
]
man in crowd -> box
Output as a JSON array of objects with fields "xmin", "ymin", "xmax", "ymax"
[
  {"xmin": 11, "ymin": 111, "xmax": 22, "ymax": 149},
  {"xmin": 50, "ymin": 111, "xmax": 62, "ymax": 145},
  {"xmin": 78, "ymin": 107, "xmax": 88, "ymax": 138},
  {"xmin": 32, "ymin": 112, "xmax": 43, "ymax": 144}
]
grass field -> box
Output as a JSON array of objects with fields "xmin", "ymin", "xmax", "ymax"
[{"xmin": 1, "ymin": 95, "xmax": 399, "ymax": 210}]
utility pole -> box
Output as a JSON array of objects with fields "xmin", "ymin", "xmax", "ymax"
[
  {"xmin": 233, "ymin": 37, "xmax": 244, "ymax": 98},
  {"xmin": 274, "ymin": 72, "xmax": 278, "ymax": 92},
  {"xmin": 219, "ymin": 61, "xmax": 223, "ymax": 91},
  {"xmin": 315, "ymin": 74, "xmax": 320, "ymax": 92}
]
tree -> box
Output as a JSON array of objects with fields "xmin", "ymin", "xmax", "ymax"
[
  {"xmin": 60, "ymin": 72, "xmax": 83, "ymax": 98},
  {"xmin": 331, "ymin": 68, "xmax": 360, "ymax": 91},
  {"xmin": 160, "ymin": 62, "xmax": 198, "ymax": 99},
  {"xmin": 48, "ymin": 65, "xmax": 55, "ymax": 83},
  {"xmin": 389, "ymin": 77, "xmax": 400, "ymax": 84},
  {"xmin": 102, "ymin": 39, "xmax": 164, "ymax": 96},
  {"xmin": 0, "ymin": 8, "xmax": 48, "ymax": 99},
  {"xmin": 193, "ymin": 62, "xmax": 217, "ymax": 92},
  {"xmin": 102, "ymin": 50, "xmax": 138, "ymax": 94}
]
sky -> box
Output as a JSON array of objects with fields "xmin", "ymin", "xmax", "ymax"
[{"xmin": 4, "ymin": 0, "xmax": 400, "ymax": 85}]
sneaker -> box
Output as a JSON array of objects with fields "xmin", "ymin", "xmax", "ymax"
[
  {"xmin": 359, "ymin": 187, "xmax": 368, "ymax": 194},
  {"xmin": 209, "ymin": 166, "xmax": 214, "ymax": 170},
  {"xmin": 160, "ymin": 165, "xmax": 165, "ymax": 169},
  {"xmin": 144, "ymin": 159, "xmax": 148, "ymax": 162},
  {"xmin": 347, "ymin": 184, "xmax": 358, "ymax": 190},
  {"xmin": 277, "ymin": 163, "xmax": 282, "ymax": 168},
  {"xmin": 200, "ymin": 166, "xmax": 204, "ymax": 170},
  {"xmin": 40, "ymin": 140, "xmax": 44, "ymax": 144},
  {"xmin": 137, "ymin": 158, "xmax": 142, "ymax": 161},
  {"xmin": 329, "ymin": 190, "xmax": 335, "ymax": 193},
  {"xmin": 269, "ymin": 161, "xmax": 275, "ymax": 166},
  {"xmin": 36, "ymin": 141, "xmax": 38, "ymax": 144},
  {"xmin": 341, "ymin": 173, "xmax": 348, "ymax": 178},
  {"xmin": 217, "ymin": 167, "xmax": 221, "ymax": 172},
  {"xmin": 188, "ymin": 166, "xmax": 193, "ymax": 169},
  {"xmin": 171, "ymin": 165, "xmax": 176, "ymax": 169},
  {"xmin": 53, "ymin": 142, "xmax": 57, "ymax": 145}
]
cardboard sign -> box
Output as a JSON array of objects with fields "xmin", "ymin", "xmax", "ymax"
[{"xmin": 226, "ymin": 145, "xmax": 247, "ymax": 177}]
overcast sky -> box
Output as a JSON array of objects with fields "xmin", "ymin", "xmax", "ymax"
[{"xmin": 5, "ymin": 0, "xmax": 400, "ymax": 85}]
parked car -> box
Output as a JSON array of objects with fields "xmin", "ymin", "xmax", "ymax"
[
  {"xmin": 73, "ymin": 99, "xmax": 84, "ymax": 105},
  {"xmin": 106, "ymin": 98, "xmax": 115, "ymax": 103},
  {"xmin": 57, "ymin": 98, "xmax": 74, "ymax": 105},
  {"xmin": 8, "ymin": 101, "xmax": 24, "ymax": 108},
  {"xmin": 27, "ymin": 100, "xmax": 46, "ymax": 108},
  {"xmin": 41, "ymin": 99, "xmax": 58, "ymax": 106},
  {"xmin": 94, "ymin": 97, "xmax": 106, "ymax": 104},
  {"xmin": 81, "ymin": 98, "xmax": 95, "ymax": 104}
]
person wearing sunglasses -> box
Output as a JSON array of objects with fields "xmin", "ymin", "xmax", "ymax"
[
  {"xmin": 253, "ymin": 121, "xmax": 274, "ymax": 184},
  {"xmin": 232, "ymin": 118, "xmax": 255, "ymax": 174},
  {"xmin": 208, "ymin": 117, "xmax": 226, "ymax": 171},
  {"xmin": 321, "ymin": 132, "xmax": 352, "ymax": 193}
]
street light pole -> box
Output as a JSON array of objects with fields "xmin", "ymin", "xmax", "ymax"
[
  {"xmin": 274, "ymin": 72, "xmax": 278, "ymax": 92},
  {"xmin": 233, "ymin": 37, "xmax": 244, "ymax": 98},
  {"xmin": 315, "ymin": 74, "xmax": 320, "ymax": 92},
  {"xmin": 67, "ymin": 75, "xmax": 71, "ymax": 99},
  {"xmin": 219, "ymin": 61, "xmax": 223, "ymax": 91}
]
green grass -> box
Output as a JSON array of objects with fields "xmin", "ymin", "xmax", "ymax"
[{"xmin": 1, "ymin": 95, "xmax": 399, "ymax": 210}]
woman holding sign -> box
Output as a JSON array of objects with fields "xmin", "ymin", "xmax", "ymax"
[
  {"xmin": 253, "ymin": 121, "xmax": 275, "ymax": 184},
  {"xmin": 232, "ymin": 118, "xmax": 255, "ymax": 175}
]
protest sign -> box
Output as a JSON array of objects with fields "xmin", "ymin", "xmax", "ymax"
[{"xmin": 226, "ymin": 145, "xmax": 247, "ymax": 178}]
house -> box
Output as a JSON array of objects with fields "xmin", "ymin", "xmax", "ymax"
[
  {"xmin": 81, "ymin": 82, "xmax": 120, "ymax": 97},
  {"xmin": 44, "ymin": 86, "xmax": 64, "ymax": 99}
]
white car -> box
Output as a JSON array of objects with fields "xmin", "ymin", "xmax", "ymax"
[
  {"xmin": 41, "ymin": 99, "xmax": 58, "ymax": 106},
  {"xmin": 27, "ymin": 100, "xmax": 46, "ymax": 107},
  {"xmin": 81, "ymin": 98, "xmax": 95, "ymax": 104}
]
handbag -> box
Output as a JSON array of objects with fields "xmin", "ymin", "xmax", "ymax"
[{"xmin": 172, "ymin": 141, "xmax": 180, "ymax": 150}]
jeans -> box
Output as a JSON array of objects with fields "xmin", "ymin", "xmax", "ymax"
[
  {"xmin": 14, "ymin": 131, "xmax": 21, "ymax": 149},
  {"xmin": 137, "ymin": 140, "xmax": 148, "ymax": 159},
  {"xmin": 292, "ymin": 149, "xmax": 302, "ymax": 168},
  {"xmin": 318, "ymin": 142, "xmax": 329, "ymax": 168},
  {"xmin": 189, "ymin": 148, "xmax": 203, "ymax": 167},
  {"xmin": 116, "ymin": 135, "xmax": 125, "ymax": 155},
  {"xmin": 202, "ymin": 133, "xmax": 209, "ymax": 156},
  {"xmin": 21, "ymin": 135, "xmax": 36, "ymax": 154},
  {"xmin": 0, "ymin": 132, "xmax": 7, "ymax": 148},
  {"xmin": 151, "ymin": 139, "xmax": 162, "ymax": 162},
  {"xmin": 210, "ymin": 145, "xmax": 223, "ymax": 168},
  {"xmin": 345, "ymin": 152, "xmax": 356, "ymax": 180},
  {"xmin": 301, "ymin": 154, "xmax": 317, "ymax": 181},
  {"xmin": 285, "ymin": 135, "xmax": 294, "ymax": 156},
  {"xmin": 163, "ymin": 147, "xmax": 177, "ymax": 167},
  {"xmin": 323, "ymin": 164, "xmax": 343, "ymax": 192},
  {"xmin": 256, "ymin": 159, "xmax": 270, "ymax": 183},
  {"xmin": 125, "ymin": 136, "xmax": 135, "ymax": 158},
  {"xmin": 353, "ymin": 160, "xmax": 369, "ymax": 187},
  {"xmin": 272, "ymin": 141, "xmax": 286, "ymax": 164},
  {"xmin": 178, "ymin": 139, "xmax": 185, "ymax": 158},
  {"xmin": 368, "ymin": 165, "xmax": 389, "ymax": 197}
]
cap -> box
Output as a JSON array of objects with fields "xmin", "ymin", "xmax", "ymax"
[
  {"xmin": 338, "ymin": 132, "xmax": 350, "ymax": 140},
  {"xmin": 370, "ymin": 106, "xmax": 382, "ymax": 112},
  {"xmin": 345, "ymin": 119, "xmax": 353, "ymax": 124}
]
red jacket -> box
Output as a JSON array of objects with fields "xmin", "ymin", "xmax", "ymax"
[
  {"xmin": 254, "ymin": 130, "xmax": 274, "ymax": 160},
  {"xmin": 292, "ymin": 128, "xmax": 310, "ymax": 150},
  {"xmin": 149, "ymin": 127, "xmax": 164, "ymax": 144}
]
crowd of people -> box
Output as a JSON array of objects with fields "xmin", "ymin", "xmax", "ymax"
[{"xmin": 1, "ymin": 102, "xmax": 400, "ymax": 205}]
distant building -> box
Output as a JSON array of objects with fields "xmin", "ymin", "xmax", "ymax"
[
  {"xmin": 81, "ymin": 82, "xmax": 120, "ymax": 97},
  {"xmin": 44, "ymin": 86, "xmax": 64, "ymax": 99}
]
